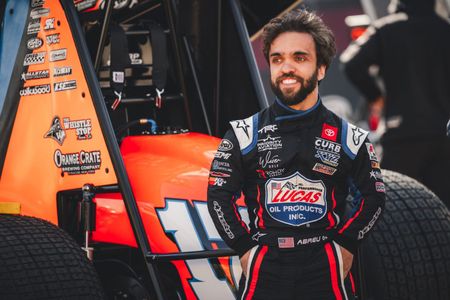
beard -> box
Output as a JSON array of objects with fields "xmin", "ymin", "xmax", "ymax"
[{"xmin": 271, "ymin": 68, "xmax": 319, "ymax": 107}]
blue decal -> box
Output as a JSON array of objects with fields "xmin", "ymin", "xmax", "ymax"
[
  {"xmin": 265, "ymin": 172, "xmax": 327, "ymax": 226},
  {"xmin": 341, "ymin": 119, "xmax": 356, "ymax": 160}
]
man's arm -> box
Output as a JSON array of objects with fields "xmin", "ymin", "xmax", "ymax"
[
  {"xmin": 207, "ymin": 130, "xmax": 257, "ymax": 257},
  {"xmin": 368, "ymin": 96, "xmax": 384, "ymax": 131},
  {"xmin": 340, "ymin": 26, "xmax": 383, "ymax": 103},
  {"xmin": 334, "ymin": 138, "xmax": 386, "ymax": 255}
]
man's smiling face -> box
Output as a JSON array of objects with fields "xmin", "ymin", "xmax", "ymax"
[{"xmin": 269, "ymin": 31, "xmax": 325, "ymax": 107}]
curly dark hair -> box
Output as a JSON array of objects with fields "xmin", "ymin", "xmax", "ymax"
[{"xmin": 262, "ymin": 9, "xmax": 336, "ymax": 70}]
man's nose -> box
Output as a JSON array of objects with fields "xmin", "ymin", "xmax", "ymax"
[{"xmin": 281, "ymin": 60, "xmax": 295, "ymax": 74}]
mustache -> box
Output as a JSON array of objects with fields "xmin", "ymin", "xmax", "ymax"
[{"xmin": 276, "ymin": 74, "xmax": 303, "ymax": 85}]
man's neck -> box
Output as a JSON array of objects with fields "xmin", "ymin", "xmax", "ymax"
[{"xmin": 288, "ymin": 88, "xmax": 319, "ymax": 111}]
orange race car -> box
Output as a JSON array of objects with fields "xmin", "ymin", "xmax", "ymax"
[{"xmin": 0, "ymin": 0, "xmax": 449, "ymax": 299}]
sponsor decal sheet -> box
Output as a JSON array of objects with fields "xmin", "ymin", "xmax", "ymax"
[{"xmin": 11, "ymin": 0, "xmax": 116, "ymax": 179}]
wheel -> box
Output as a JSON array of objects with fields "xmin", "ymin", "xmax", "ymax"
[
  {"xmin": 361, "ymin": 170, "xmax": 450, "ymax": 300},
  {"xmin": 0, "ymin": 215, "xmax": 105, "ymax": 299},
  {"xmin": 95, "ymin": 258, "xmax": 184, "ymax": 300},
  {"xmin": 95, "ymin": 259, "xmax": 153, "ymax": 300}
]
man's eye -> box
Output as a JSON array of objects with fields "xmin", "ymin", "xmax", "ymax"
[
  {"xmin": 295, "ymin": 56, "xmax": 306, "ymax": 62},
  {"xmin": 272, "ymin": 57, "xmax": 282, "ymax": 64}
]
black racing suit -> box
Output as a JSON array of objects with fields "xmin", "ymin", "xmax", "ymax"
[
  {"xmin": 207, "ymin": 98, "xmax": 386, "ymax": 299},
  {"xmin": 341, "ymin": 9, "xmax": 450, "ymax": 203}
]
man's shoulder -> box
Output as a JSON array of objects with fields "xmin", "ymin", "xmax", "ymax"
[
  {"xmin": 321, "ymin": 107, "xmax": 369, "ymax": 160},
  {"xmin": 228, "ymin": 111, "xmax": 262, "ymax": 155},
  {"xmin": 373, "ymin": 12, "xmax": 409, "ymax": 30},
  {"xmin": 340, "ymin": 119, "xmax": 369, "ymax": 160}
]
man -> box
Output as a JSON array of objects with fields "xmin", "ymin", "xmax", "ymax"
[
  {"xmin": 207, "ymin": 9, "xmax": 385, "ymax": 300},
  {"xmin": 341, "ymin": 0, "xmax": 450, "ymax": 204}
]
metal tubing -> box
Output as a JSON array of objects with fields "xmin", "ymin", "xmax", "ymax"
[
  {"xmin": 227, "ymin": 0, "xmax": 269, "ymax": 109},
  {"xmin": 214, "ymin": 0, "xmax": 223, "ymax": 136},
  {"xmin": 182, "ymin": 36, "xmax": 212, "ymax": 135},
  {"xmin": 162, "ymin": 0, "xmax": 193, "ymax": 130},
  {"xmin": 147, "ymin": 248, "xmax": 236, "ymax": 262},
  {"xmin": 120, "ymin": 94, "xmax": 183, "ymax": 104},
  {"xmin": 120, "ymin": 3, "xmax": 161, "ymax": 24},
  {"xmin": 94, "ymin": 0, "xmax": 114, "ymax": 73}
]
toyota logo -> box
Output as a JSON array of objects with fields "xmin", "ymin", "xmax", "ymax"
[{"xmin": 325, "ymin": 129, "xmax": 335, "ymax": 137}]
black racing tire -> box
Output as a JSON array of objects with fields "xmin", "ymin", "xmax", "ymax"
[
  {"xmin": 361, "ymin": 170, "xmax": 450, "ymax": 300},
  {"xmin": 0, "ymin": 214, "xmax": 105, "ymax": 300}
]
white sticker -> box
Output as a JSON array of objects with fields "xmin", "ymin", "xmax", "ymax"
[
  {"xmin": 24, "ymin": 52, "xmax": 46, "ymax": 66},
  {"xmin": 54, "ymin": 80, "xmax": 77, "ymax": 92},
  {"xmin": 49, "ymin": 48, "xmax": 67, "ymax": 62}
]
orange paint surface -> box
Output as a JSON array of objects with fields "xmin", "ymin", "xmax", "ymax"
[{"xmin": 0, "ymin": 1, "xmax": 117, "ymax": 223}]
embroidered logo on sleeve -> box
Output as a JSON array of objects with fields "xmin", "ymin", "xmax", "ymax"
[
  {"xmin": 342, "ymin": 121, "xmax": 369, "ymax": 159},
  {"xmin": 218, "ymin": 139, "xmax": 234, "ymax": 151},
  {"xmin": 375, "ymin": 182, "xmax": 386, "ymax": 193},
  {"xmin": 365, "ymin": 142, "xmax": 379, "ymax": 162}
]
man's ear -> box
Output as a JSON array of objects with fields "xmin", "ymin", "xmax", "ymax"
[{"xmin": 318, "ymin": 65, "xmax": 326, "ymax": 81}]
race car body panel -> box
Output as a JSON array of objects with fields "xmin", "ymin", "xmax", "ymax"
[
  {"xmin": 93, "ymin": 132, "xmax": 221, "ymax": 250},
  {"xmin": 0, "ymin": 0, "xmax": 117, "ymax": 223},
  {"xmin": 93, "ymin": 133, "xmax": 245, "ymax": 299}
]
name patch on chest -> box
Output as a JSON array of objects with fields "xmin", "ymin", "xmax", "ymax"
[{"xmin": 265, "ymin": 172, "xmax": 327, "ymax": 226}]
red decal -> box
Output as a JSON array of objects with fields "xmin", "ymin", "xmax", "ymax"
[
  {"xmin": 231, "ymin": 195, "xmax": 249, "ymax": 233},
  {"xmin": 326, "ymin": 188, "xmax": 337, "ymax": 229},
  {"xmin": 349, "ymin": 271, "xmax": 356, "ymax": 294},
  {"xmin": 278, "ymin": 237, "xmax": 295, "ymax": 248},
  {"xmin": 321, "ymin": 123, "xmax": 338, "ymax": 142},
  {"xmin": 338, "ymin": 199, "xmax": 365, "ymax": 234},
  {"xmin": 245, "ymin": 246, "xmax": 268, "ymax": 300},
  {"xmin": 256, "ymin": 169, "xmax": 266, "ymax": 178},
  {"xmin": 256, "ymin": 186, "xmax": 265, "ymax": 229},
  {"xmin": 273, "ymin": 189, "xmax": 322, "ymax": 203},
  {"xmin": 325, "ymin": 243, "xmax": 343, "ymax": 300}
]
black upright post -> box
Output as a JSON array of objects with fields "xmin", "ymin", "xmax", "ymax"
[{"xmin": 162, "ymin": 0, "xmax": 193, "ymax": 130}]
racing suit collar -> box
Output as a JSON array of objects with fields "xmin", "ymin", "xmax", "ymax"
[{"xmin": 273, "ymin": 96, "xmax": 322, "ymax": 122}]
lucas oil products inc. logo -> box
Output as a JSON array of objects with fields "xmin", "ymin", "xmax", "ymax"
[{"xmin": 265, "ymin": 172, "xmax": 327, "ymax": 226}]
